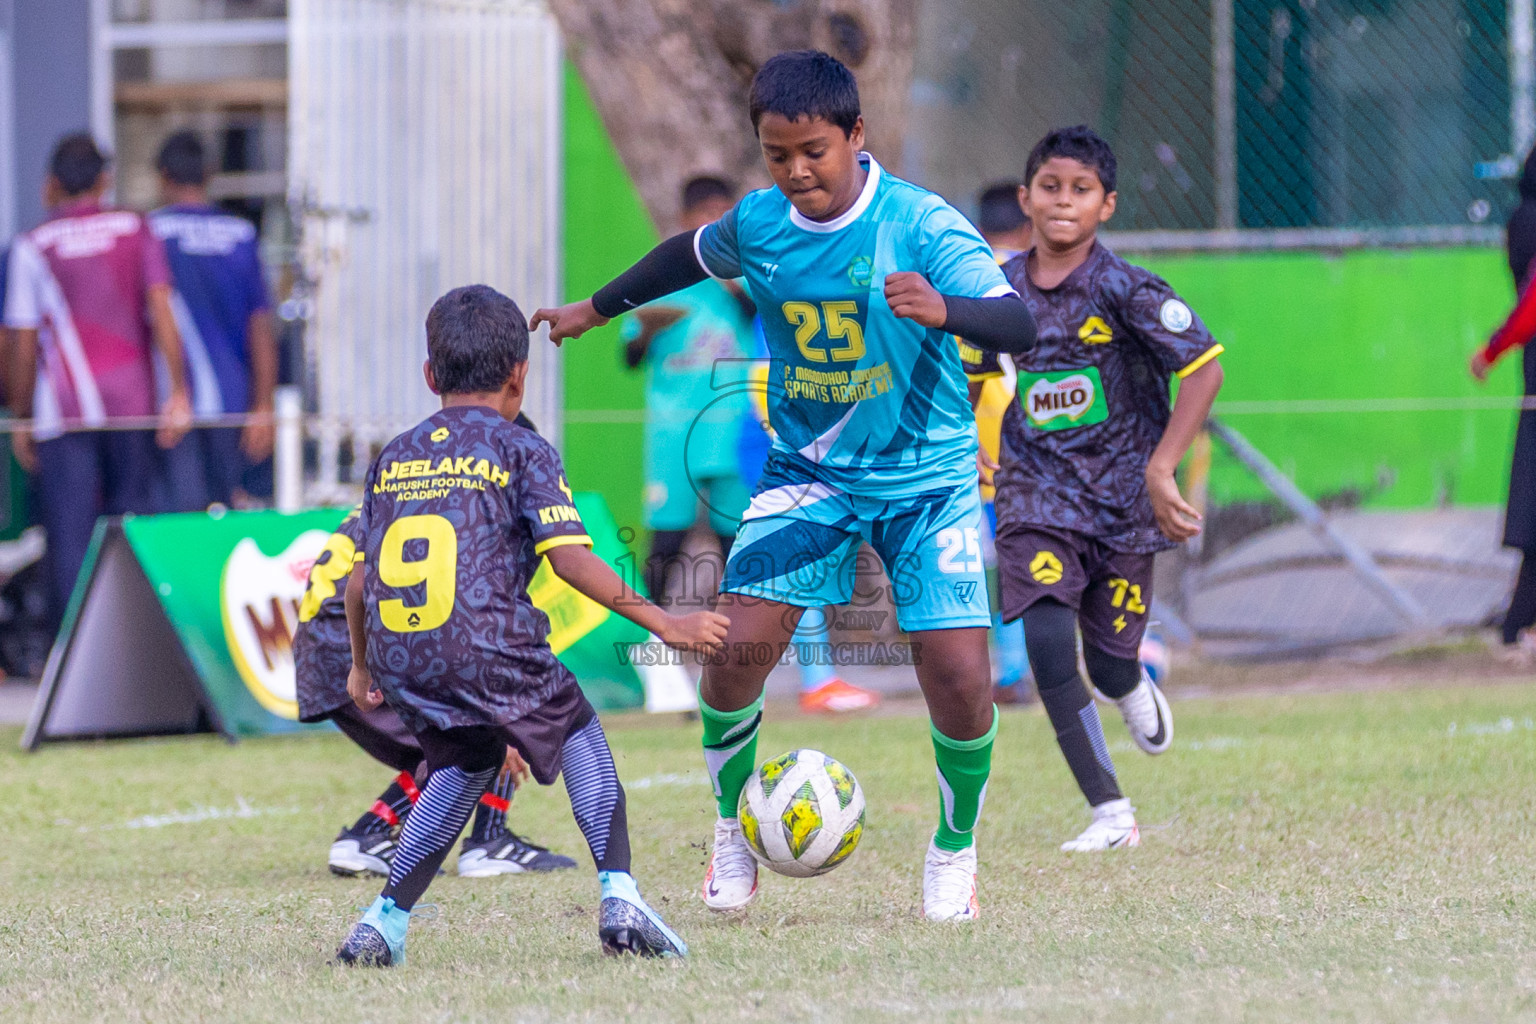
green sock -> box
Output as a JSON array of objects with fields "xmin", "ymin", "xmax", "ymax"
[
  {"xmin": 931, "ymin": 708, "xmax": 998, "ymax": 852},
  {"xmin": 700, "ymin": 689, "xmax": 764, "ymax": 819}
]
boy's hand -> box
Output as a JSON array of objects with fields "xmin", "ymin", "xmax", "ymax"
[
  {"xmin": 657, "ymin": 610, "xmax": 730, "ymax": 652},
  {"xmin": 502, "ymin": 745, "xmax": 531, "ymax": 786},
  {"xmin": 529, "ymin": 298, "xmax": 609, "ymax": 346},
  {"xmin": 884, "ymin": 272, "xmax": 948, "ymax": 328},
  {"xmin": 1146, "ymin": 466, "xmax": 1202, "ymax": 542},
  {"xmin": 347, "ymin": 663, "xmax": 384, "ymax": 711},
  {"xmin": 157, "ymin": 388, "xmax": 194, "ymax": 450},
  {"xmin": 977, "ymin": 447, "xmax": 999, "ymax": 487},
  {"xmin": 1470, "ymin": 350, "xmax": 1492, "ymax": 383},
  {"xmin": 10, "ymin": 428, "xmax": 35, "ymax": 473}
]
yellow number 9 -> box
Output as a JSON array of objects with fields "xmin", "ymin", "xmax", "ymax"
[
  {"xmin": 378, "ymin": 514, "xmax": 458, "ymax": 632},
  {"xmin": 298, "ymin": 533, "xmax": 357, "ymax": 623}
]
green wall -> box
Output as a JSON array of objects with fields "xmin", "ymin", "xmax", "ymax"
[
  {"xmin": 1138, "ymin": 247, "xmax": 1521, "ymax": 508},
  {"xmin": 560, "ymin": 66, "xmax": 1524, "ymax": 531},
  {"xmin": 561, "ymin": 64, "xmax": 655, "ymax": 539}
]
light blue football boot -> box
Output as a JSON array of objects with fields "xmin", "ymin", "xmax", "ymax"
[
  {"xmin": 597, "ymin": 871, "xmax": 688, "ymax": 958},
  {"xmin": 334, "ymin": 895, "xmax": 411, "ymax": 967}
]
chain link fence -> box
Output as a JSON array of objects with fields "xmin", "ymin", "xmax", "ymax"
[{"xmin": 910, "ymin": 0, "xmax": 1527, "ymax": 240}]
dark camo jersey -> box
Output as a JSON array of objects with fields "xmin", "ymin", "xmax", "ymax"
[
  {"xmin": 355, "ymin": 405, "xmax": 592, "ymax": 731},
  {"xmin": 294, "ymin": 504, "xmax": 366, "ymax": 722},
  {"xmin": 963, "ymin": 243, "xmax": 1222, "ymax": 554}
]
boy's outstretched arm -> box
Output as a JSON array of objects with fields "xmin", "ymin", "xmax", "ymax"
[
  {"xmin": 344, "ymin": 564, "xmax": 383, "ymax": 711},
  {"xmin": 532, "ymin": 232, "xmax": 706, "ymax": 345},
  {"xmin": 1146, "ymin": 359, "xmax": 1223, "ymax": 542},
  {"xmin": 545, "ymin": 544, "xmax": 729, "ymax": 650}
]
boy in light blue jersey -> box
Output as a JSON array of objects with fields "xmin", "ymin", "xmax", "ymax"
[{"xmin": 533, "ymin": 50, "xmax": 1036, "ymax": 922}]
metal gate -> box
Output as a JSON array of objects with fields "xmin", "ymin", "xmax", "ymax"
[{"xmin": 289, "ymin": 0, "xmax": 562, "ymax": 499}]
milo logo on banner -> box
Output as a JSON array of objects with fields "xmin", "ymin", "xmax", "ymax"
[
  {"xmin": 1020, "ymin": 367, "xmax": 1109, "ymax": 430},
  {"xmin": 220, "ymin": 530, "xmax": 331, "ymax": 720}
]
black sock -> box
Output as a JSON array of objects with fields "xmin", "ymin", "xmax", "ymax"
[
  {"xmin": 1023, "ymin": 601, "xmax": 1122, "ymax": 808},
  {"xmin": 561, "ymin": 716, "xmax": 632, "ymax": 873},
  {"xmin": 644, "ymin": 530, "xmax": 688, "ymax": 606},
  {"xmin": 1505, "ymin": 554, "xmax": 1536, "ymax": 644},
  {"xmin": 352, "ymin": 772, "xmax": 418, "ymax": 834},
  {"xmin": 471, "ymin": 770, "xmax": 515, "ymax": 840},
  {"xmin": 1083, "ymin": 644, "xmax": 1142, "ymax": 701},
  {"xmin": 381, "ymin": 764, "xmax": 496, "ymax": 911}
]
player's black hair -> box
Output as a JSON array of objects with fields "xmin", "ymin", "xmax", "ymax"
[
  {"xmin": 748, "ymin": 50, "xmax": 861, "ymax": 137},
  {"xmin": 49, "ymin": 134, "xmax": 107, "ymax": 197},
  {"xmin": 156, "ymin": 130, "xmax": 207, "ymax": 187},
  {"xmin": 426, "ymin": 285, "xmax": 530, "ymax": 394},
  {"xmin": 978, "ymin": 181, "xmax": 1028, "ymax": 235},
  {"xmin": 1024, "ymin": 125, "xmax": 1117, "ymax": 194},
  {"xmin": 681, "ymin": 175, "xmax": 735, "ymax": 211}
]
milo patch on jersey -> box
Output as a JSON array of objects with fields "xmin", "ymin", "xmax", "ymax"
[{"xmin": 1019, "ymin": 367, "xmax": 1108, "ymax": 430}]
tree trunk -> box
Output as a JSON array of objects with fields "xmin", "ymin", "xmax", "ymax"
[{"xmin": 547, "ymin": 0, "xmax": 919, "ymax": 233}]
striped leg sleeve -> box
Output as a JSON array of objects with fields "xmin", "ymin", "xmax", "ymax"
[
  {"xmin": 561, "ymin": 718, "xmax": 631, "ymax": 874},
  {"xmin": 381, "ymin": 764, "xmax": 497, "ymax": 910}
]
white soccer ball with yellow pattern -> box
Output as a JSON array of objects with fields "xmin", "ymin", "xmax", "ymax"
[{"xmin": 738, "ymin": 749, "xmax": 866, "ymax": 878}]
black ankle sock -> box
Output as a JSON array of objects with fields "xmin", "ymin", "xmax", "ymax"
[{"xmin": 1504, "ymin": 554, "xmax": 1536, "ymax": 644}]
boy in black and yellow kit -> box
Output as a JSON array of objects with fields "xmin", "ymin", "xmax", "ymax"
[{"xmin": 965, "ymin": 127, "xmax": 1224, "ymax": 851}]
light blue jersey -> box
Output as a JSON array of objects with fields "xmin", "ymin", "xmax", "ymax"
[{"xmin": 695, "ymin": 155, "xmax": 1013, "ymax": 499}]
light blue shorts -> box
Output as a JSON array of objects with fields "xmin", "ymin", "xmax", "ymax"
[{"xmin": 720, "ymin": 452, "xmax": 991, "ymax": 632}]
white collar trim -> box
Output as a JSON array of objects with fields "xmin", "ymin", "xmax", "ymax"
[{"xmin": 788, "ymin": 153, "xmax": 880, "ymax": 234}]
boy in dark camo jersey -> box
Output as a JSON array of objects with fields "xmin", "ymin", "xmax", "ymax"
[
  {"xmin": 964, "ymin": 126, "xmax": 1224, "ymax": 851},
  {"xmin": 334, "ymin": 285, "xmax": 726, "ymax": 965},
  {"xmin": 294, "ymin": 490, "xmax": 576, "ymax": 880}
]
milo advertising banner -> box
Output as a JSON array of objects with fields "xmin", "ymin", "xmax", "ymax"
[{"xmin": 23, "ymin": 494, "xmax": 691, "ymax": 749}]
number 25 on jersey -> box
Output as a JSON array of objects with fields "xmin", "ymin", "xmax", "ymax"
[{"xmin": 783, "ymin": 300, "xmax": 866, "ymax": 364}]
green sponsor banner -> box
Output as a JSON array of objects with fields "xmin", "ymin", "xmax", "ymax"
[
  {"xmin": 25, "ymin": 493, "xmax": 662, "ymax": 747},
  {"xmin": 131, "ymin": 508, "xmax": 344, "ymax": 736}
]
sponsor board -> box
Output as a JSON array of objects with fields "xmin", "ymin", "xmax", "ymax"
[{"xmin": 24, "ymin": 494, "xmax": 654, "ymax": 747}]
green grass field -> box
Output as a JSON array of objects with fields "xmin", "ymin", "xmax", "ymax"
[{"xmin": 4, "ymin": 681, "xmax": 1535, "ymax": 1023}]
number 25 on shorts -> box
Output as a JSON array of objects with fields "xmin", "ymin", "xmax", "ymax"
[
  {"xmin": 936, "ymin": 527, "xmax": 982, "ymax": 574},
  {"xmin": 379, "ymin": 514, "xmax": 458, "ymax": 632}
]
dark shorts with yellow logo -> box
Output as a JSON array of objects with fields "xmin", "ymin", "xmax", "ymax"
[{"xmin": 995, "ymin": 523, "xmax": 1153, "ymax": 660}]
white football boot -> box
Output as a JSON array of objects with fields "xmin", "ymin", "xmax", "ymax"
[
  {"xmin": 328, "ymin": 827, "xmax": 396, "ymax": 877},
  {"xmin": 1114, "ymin": 672, "xmax": 1173, "ymax": 755},
  {"xmin": 1060, "ymin": 797, "xmax": 1140, "ymax": 852},
  {"xmin": 922, "ymin": 836, "xmax": 979, "ymax": 922},
  {"xmin": 701, "ymin": 817, "xmax": 758, "ymax": 912}
]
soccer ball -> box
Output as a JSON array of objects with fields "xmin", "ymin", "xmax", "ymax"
[
  {"xmin": 1139, "ymin": 627, "xmax": 1170, "ymax": 686},
  {"xmin": 738, "ymin": 749, "xmax": 866, "ymax": 878}
]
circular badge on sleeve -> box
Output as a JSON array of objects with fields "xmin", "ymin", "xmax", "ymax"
[{"xmin": 1159, "ymin": 299, "xmax": 1193, "ymax": 333}]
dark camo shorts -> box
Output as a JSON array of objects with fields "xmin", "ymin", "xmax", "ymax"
[
  {"xmin": 995, "ymin": 523, "xmax": 1154, "ymax": 661},
  {"xmin": 413, "ymin": 682, "xmax": 597, "ymax": 787}
]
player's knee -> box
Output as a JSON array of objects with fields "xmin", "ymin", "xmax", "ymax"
[
  {"xmin": 700, "ymin": 658, "xmax": 766, "ymax": 713},
  {"xmin": 1021, "ymin": 600, "xmax": 1080, "ymax": 690},
  {"xmin": 1082, "ymin": 643, "xmax": 1140, "ymax": 700}
]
